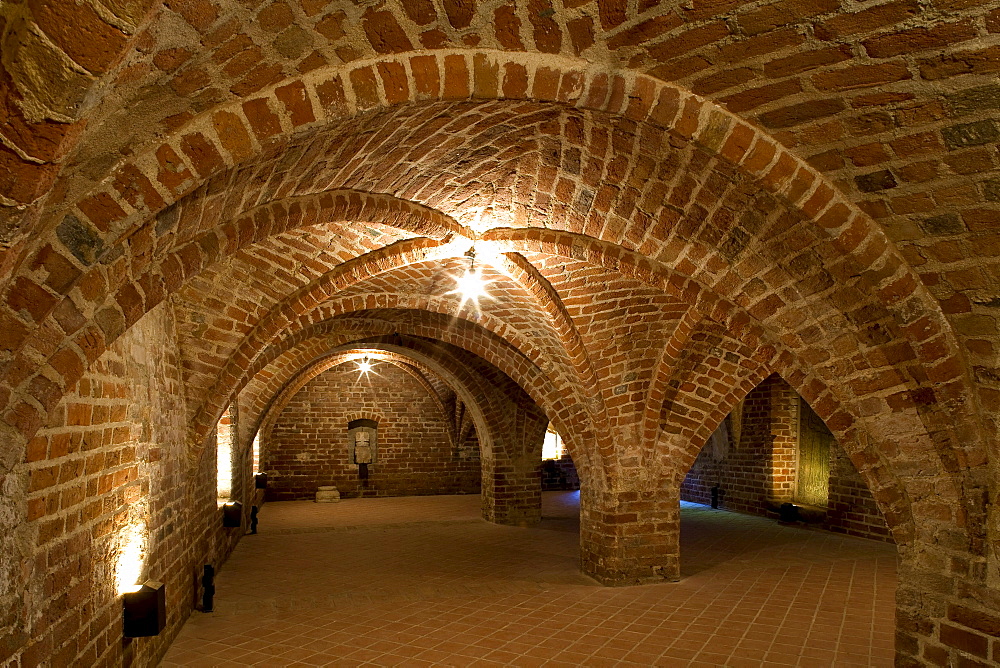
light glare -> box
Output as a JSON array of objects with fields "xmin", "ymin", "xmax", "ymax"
[
  {"xmin": 449, "ymin": 266, "xmax": 492, "ymax": 312},
  {"xmin": 456, "ymin": 268, "xmax": 487, "ymax": 301}
]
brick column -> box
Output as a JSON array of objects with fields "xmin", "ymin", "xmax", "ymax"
[
  {"xmin": 479, "ymin": 399, "xmax": 548, "ymax": 527},
  {"xmin": 579, "ymin": 481, "xmax": 680, "ymax": 585},
  {"xmin": 769, "ymin": 378, "xmax": 799, "ymax": 501},
  {"xmin": 481, "ymin": 453, "xmax": 541, "ymax": 526}
]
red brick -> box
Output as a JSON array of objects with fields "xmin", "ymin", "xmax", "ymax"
[
  {"xmin": 940, "ymin": 624, "xmax": 989, "ymax": 658},
  {"xmin": 376, "ymin": 61, "xmax": 409, "ymax": 106},
  {"xmin": 812, "ymin": 62, "xmax": 912, "ymax": 91},
  {"xmin": 242, "ymin": 98, "xmax": 283, "ymax": 140},
  {"xmin": 179, "ymin": 132, "xmax": 225, "ymax": 177},
  {"xmin": 29, "ymin": 0, "xmax": 129, "ymax": 74},
  {"xmin": 494, "ymin": 5, "xmax": 524, "ymax": 50},
  {"xmin": 212, "ymin": 110, "xmax": 254, "ymax": 161},
  {"xmin": 349, "ymin": 66, "xmax": 381, "ymax": 108},
  {"xmin": 527, "ymin": 0, "xmax": 562, "ymax": 53},
  {"xmin": 443, "ymin": 55, "xmax": 470, "ymax": 99},
  {"xmin": 363, "ymin": 8, "xmax": 413, "ymax": 54},
  {"xmin": 275, "ymin": 81, "xmax": 316, "ymax": 126}
]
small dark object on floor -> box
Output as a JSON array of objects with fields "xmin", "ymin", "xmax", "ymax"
[
  {"xmin": 201, "ymin": 565, "xmax": 215, "ymax": 612},
  {"xmin": 779, "ymin": 503, "xmax": 800, "ymax": 523}
]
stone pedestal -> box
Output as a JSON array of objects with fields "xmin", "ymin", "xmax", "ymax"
[
  {"xmin": 315, "ymin": 485, "xmax": 340, "ymax": 503},
  {"xmin": 579, "ymin": 483, "xmax": 680, "ymax": 585}
]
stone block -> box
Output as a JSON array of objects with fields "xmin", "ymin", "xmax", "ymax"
[{"xmin": 315, "ymin": 485, "xmax": 340, "ymax": 503}]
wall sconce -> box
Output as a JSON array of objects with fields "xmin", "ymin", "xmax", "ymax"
[
  {"xmin": 254, "ymin": 472, "xmax": 268, "ymax": 489},
  {"xmin": 222, "ymin": 501, "xmax": 243, "ymax": 528},
  {"xmin": 123, "ymin": 580, "xmax": 166, "ymax": 637}
]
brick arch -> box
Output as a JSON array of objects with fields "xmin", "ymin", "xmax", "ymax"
[
  {"xmin": 341, "ymin": 413, "xmax": 382, "ymax": 427},
  {"xmin": 0, "ymin": 52, "xmax": 958, "ymax": 399},
  {"xmin": 0, "ymin": 215, "xmax": 454, "ymax": 448},
  {"xmin": 256, "ymin": 342, "xmax": 510, "ymax": 463},
  {"xmin": 495, "ymin": 251, "xmax": 607, "ymax": 424},
  {"xmin": 651, "ymin": 317, "xmax": 781, "ymax": 490},
  {"xmin": 485, "ymin": 227, "xmax": 984, "ymax": 477},
  {"xmin": 0, "ymin": 53, "xmax": 980, "ymax": 481},
  {"xmin": 174, "ymin": 220, "xmax": 979, "ymax": 516},
  {"xmin": 0, "ymin": 0, "xmax": 159, "ymax": 236},
  {"xmin": 256, "ymin": 351, "xmax": 449, "ymax": 448},
  {"xmin": 2, "ymin": 5, "xmax": 996, "ymax": 663},
  {"xmin": 180, "ymin": 245, "xmax": 593, "ymax": 435},
  {"xmin": 253, "ymin": 340, "xmax": 490, "ymax": 448},
  {"xmin": 232, "ymin": 310, "xmax": 595, "ymax": 475},
  {"xmin": 187, "ymin": 249, "xmax": 591, "ymax": 460},
  {"xmin": 25, "ymin": 50, "xmax": 870, "ymax": 251},
  {"xmin": 16, "ymin": 3, "xmax": 999, "ymax": 262},
  {"xmin": 0, "ymin": 55, "xmax": 985, "ymax": 595},
  {"xmin": 640, "ymin": 305, "xmax": 705, "ymax": 458},
  {"xmin": 494, "ymin": 231, "xmax": 961, "ymax": 548},
  {"xmin": 181, "ymin": 255, "xmax": 950, "ymax": 561},
  {"xmin": 653, "ymin": 317, "xmax": 923, "ymax": 544}
]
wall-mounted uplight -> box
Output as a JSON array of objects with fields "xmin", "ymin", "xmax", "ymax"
[
  {"xmin": 123, "ymin": 580, "xmax": 166, "ymax": 637},
  {"xmin": 222, "ymin": 500, "xmax": 243, "ymax": 528},
  {"xmin": 450, "ymin": 247, "xmax": 491, "ymax": 311}
]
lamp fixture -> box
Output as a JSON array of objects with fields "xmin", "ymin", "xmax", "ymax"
[
  {"xmin": 451, "ymin": 247, "xmax": 490, "ymax": 310},
  {"xmin": 123, "ymin": 580, "xmax": 166, "ymax": 637},
  {"xmin": 357, "ymin": 355, "xmax": 373, "ymax": 374},
  {"xmin": 222, "ymin": 500, "xmax": 243, "ymax": 528}
]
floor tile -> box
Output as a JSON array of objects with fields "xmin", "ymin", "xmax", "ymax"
[{"xmin": 161, "ymin": 494, "xmax": 896, "ymax": 667}]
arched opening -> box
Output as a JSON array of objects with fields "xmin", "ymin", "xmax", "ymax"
[
  {"xmin": 541, "ymin": 425, "xmax": 580, "ymax": 492},
  {"xmin": 262, "ymin": 356, "xmax": 482, "ymax": 500},
  {"xmin": 251, "ymin": 432, "xmax": 260, "ymax": 475},
  {"xmin": 681, "ymin": 374, "xmax": 892, "ymax": 543}
]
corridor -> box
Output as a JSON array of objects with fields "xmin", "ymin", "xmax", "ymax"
[{"xmin": 161, "ymin": 493, "xmax": 895, "ymax": 667}]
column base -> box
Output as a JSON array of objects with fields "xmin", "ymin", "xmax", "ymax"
[{"xmin": 580, "ymin": 485, "xmax": 681, "ymax": 585}]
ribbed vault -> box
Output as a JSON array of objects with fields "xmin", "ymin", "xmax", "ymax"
[{"xmin": 2, "ymin": 4, "xmax": 999, "ymax": 662}]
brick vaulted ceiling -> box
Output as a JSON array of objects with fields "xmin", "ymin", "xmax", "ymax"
[{"xmin": 0, "ymin": 0, "xmax": 998, "ymax": 584}]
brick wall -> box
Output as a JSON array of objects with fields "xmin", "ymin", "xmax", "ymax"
[
  {"xmin": 541, "ymin": 455, "xmax": 580, "ymax": 491},
  {"xmin": 827, "ymin": 444, "xmax": 892, "ymax": 542},
  {"xmin": 10, "ymin": 303, "xmax": 253, "ymax": 667},
  {"xmin": 682, "ymin": 375, "xmax": 891, "ymax": 543},
  {"xmin": 266, "ymin": 362, "xmax": 480, "ymax": 500},
  {"xmin": 680, "ymin": 377, "xmax": 774, "ymax": 512}
]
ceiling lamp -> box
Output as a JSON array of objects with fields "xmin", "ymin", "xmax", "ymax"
[
  {"xmin": 357, "ymin": 356, "xmax": 374, "ymax": 374},
  {"xmin": 452, "ymin": 247, "xmax": 490, "ymax": 309}
]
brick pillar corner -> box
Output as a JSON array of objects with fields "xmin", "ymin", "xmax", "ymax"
[
  {"xmin": 481, "ymin": 453, "xmax": 541, "ymax": 526},
  {"xmin": 579, "ymin": 481, "xmax": 680, "ymax": 585}
]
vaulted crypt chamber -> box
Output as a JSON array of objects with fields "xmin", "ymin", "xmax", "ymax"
[{"xmin": 1, "ymin": 0, "xmax": 998, "ymax": 665}]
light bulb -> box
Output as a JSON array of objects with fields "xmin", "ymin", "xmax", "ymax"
[
  {"xmin": 449, "ymin": 246, "xmax": 491, "ymax": 311},
  {"xmin": 455, "ymin": 267, "xmax": 487, "ymax": 301},
  {"xmin": 357, "ymin": 357, "xmax": 373, "ymax": 374}
]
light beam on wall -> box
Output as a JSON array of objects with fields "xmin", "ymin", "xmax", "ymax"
[
  {"xmin": 217, "ymin": 408, "xmax": 234, "ymax": 501},
  {"xmin": 116, "ymin": 521, "xmax": 148, "ymax": 595}
]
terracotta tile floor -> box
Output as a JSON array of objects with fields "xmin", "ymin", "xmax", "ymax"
[{"xmin": 160, "ymin": 493, "xmax": 896, "ymax": 667}]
